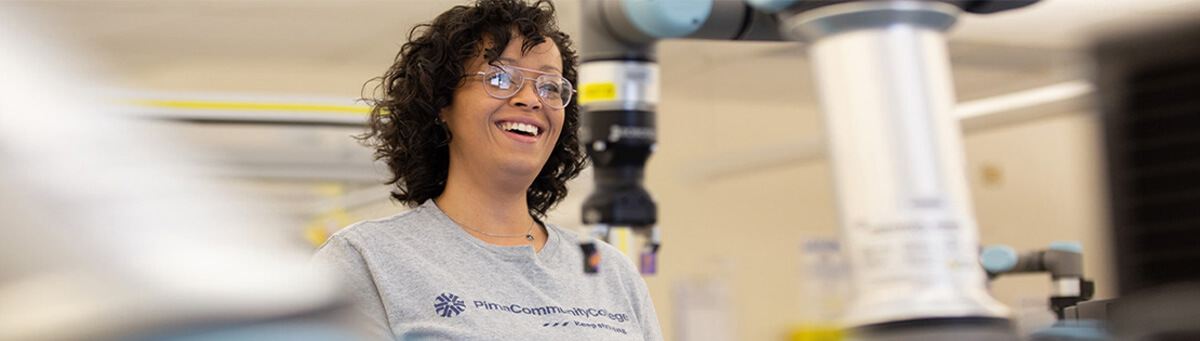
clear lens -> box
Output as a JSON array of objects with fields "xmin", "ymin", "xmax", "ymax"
[
  {"xmin": 482, "ymin": 66, "xmax": 519, "ymax": 97},
  {"xmin": 480, "ymin": 65, "xmax": 572, "ymax": 109},
  {"xmin": 535, "ymin": 75, "xmax": 572, "ymax": 108}
]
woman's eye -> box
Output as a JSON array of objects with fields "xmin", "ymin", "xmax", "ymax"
[{"xmin": 489, "ymin": 74, "xmax": 513, "ymax": 89}]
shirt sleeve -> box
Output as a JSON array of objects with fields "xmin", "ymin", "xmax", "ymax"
[
  {"xmin": 631, "ymin": 267, "xmax": 664, "ymax": 340},
  {"xmin": 602, "ymin": 241, "xmax": 664, "ymax": 341},
  {"xmin": 312, "ymin": 234, "xmax": 395, "ymax": 341}
]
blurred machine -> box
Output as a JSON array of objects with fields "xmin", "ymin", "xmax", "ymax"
[
  {"xmin": 981, "ymin": 243, "xmax": 1096, "ymax": 320},
  {"xmin": 1096, "ymin": 19, "xmax": 1200, "ymax": 341},
  {"xmin": 980, "ymin": 243, "xmax": 1112, "ymax": 341},
  {"xmin": 1003, "ymin": 18, "xmax": 1200, "ymax": 341},
  {"xmin": 573, "ymin": 0, "xmax": 1038, "ymax": 340}
]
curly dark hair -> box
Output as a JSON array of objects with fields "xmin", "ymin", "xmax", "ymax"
[{"xmin": 359, "ymin": 0, "xmax": 585, "ymax": 218}]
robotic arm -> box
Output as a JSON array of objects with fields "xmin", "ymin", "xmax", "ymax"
[
  {"xmin": 981, "ymin": 242, "xmax": 1096, "ymax": 319},
  {"xmin": 577, "ymin": 0, "xmax": 1038, "ymax": 339},
  {"xmin": 574, "ymin": 0, "xmax": 783, "ymax": 275}
]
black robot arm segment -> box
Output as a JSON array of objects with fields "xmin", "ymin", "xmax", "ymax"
[
  {"xmin": 579, "ymin": 0, "xmax": 1054, "ymax": 339},
  {"xmin": 576, "ymin": 0, "xmax": 659, "ymax": 275},
  {"xmin": 752, "ymin": 0, "xmax": 1038, "ymax": 15},
  {"xmin": 576, "ymin": 0, "xmax": 784, "ymax": 275}
]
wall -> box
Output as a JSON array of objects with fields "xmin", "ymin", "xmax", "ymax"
[
  {"xmin": 112, "ymin": 37, "xmax": 1112, "ymax": 341},
  {"xmin": 631, "ymin": 40, "xmax": 1111, "ymax": 341}
]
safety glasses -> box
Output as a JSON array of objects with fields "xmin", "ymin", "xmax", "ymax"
[{"xmin": 475, "ymin": 65, "xmax": 574, "ymax": 109}]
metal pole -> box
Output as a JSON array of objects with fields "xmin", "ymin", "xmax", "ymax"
[{"xmin": 783, "ymin": 1, "xmax": 1013, "ymax": 337}]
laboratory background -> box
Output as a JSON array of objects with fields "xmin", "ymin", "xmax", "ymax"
[{"xmin": 1, "ymin": 0, "xmax": 1198, "ymax": 340}]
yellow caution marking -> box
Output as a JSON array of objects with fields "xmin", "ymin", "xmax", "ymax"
[
  {"xmin": 788, "ymin": 325, "xmax": 844, "ymax": 341},
  {"xmin": 616, "ymin": 227, "xmax": 629, "ymax": 252},
  {"xmin": 130, "ymin": 99, "xmax": 370, "ymax": 115},
  {"xmin": 579, "ymin": 83, "xmax": 616, "ymax": 105}
]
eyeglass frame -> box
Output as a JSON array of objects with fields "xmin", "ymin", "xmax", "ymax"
[{"xmin": 472, "ymin": 64, "xmax": 576, "ymax": 109}]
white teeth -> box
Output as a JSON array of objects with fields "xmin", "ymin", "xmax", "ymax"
[{"xmin": 499, "ymin": 121, "xmax": 539, "ymax": 136}]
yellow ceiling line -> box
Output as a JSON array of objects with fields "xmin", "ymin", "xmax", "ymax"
[{"xmin": 129, "ymin": 99, "xmax": 371, "ymax": 115}]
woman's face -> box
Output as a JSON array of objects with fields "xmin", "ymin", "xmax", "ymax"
[{"xmin": 440, "ymin": 35, "xmax": 565, "ymax": 184}]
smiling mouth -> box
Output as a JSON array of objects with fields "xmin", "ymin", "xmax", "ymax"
[{"xmin": 497, "ymin": 121, "xmax": 541, "ymax": 137}]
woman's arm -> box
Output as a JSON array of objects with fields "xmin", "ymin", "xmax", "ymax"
[
  {"xmin": 632, "ymin": 278, "xmax": 664, "ymax": 341},
  {"xmin": 313, "ymin": 235, "xmax": 395, "ymax": 341}
]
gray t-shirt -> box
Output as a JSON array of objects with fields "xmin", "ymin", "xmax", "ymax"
[{"xmin": 313, "ymin": 200, "xmax": 662, "ymax": 340}]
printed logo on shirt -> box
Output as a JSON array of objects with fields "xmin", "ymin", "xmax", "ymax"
[
  {"xmin": 432, "ymin": 293, "xmax": 635, "ymax": 335},
  {"xmin": 542, "ymin": 320, "xmax": 628, "ymax": 335},
  {"xmin": 434, "ymin": 293, "xmax": 466, "ymax": 317},
  {"xmin": 472, "ymin": 299, "xmax": 630, "ymax": 323}
]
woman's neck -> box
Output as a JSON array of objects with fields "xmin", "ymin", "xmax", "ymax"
[{"xmin": 436, "ymin": 165, "xmax": 537, "ymax": 236}]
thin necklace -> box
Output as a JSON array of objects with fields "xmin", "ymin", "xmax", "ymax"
[{"xmin": 447, "ymin": 214, "xmax": 536, "ymax": 241}]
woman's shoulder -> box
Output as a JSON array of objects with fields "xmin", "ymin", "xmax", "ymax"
[
  {"xmin": 327, "ymin": 204, "xmax": 439, "ymax": 245},
  {"xmin": 544, "ymin": 223, "xmax": 580, "ymax": 242}
]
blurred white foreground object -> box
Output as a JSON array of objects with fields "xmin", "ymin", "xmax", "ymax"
[{"xmin": 0, "ymin": 5, "xmax": 359, "ymax": 341}]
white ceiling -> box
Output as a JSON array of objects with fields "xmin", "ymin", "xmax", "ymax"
[
  {"xmin": 14, "ymin": 0, "xmax": 1200, "ymax": 72},
  {"xmin": 9, "ymin": 0, "xmax": 1193, "ymax": 100}
]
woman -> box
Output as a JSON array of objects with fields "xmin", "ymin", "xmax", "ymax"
[{"xmin": 313, "ymin": 0, "xmax": 662, "ymax": 339}]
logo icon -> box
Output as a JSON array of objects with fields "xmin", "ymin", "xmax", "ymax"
[{"xmin": 434, "ymin": 293, "xmax": 466, "ymax": 317}]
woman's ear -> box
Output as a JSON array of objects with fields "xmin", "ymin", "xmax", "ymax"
[
  {"xmin": 434, "ymin": 111, "xmax": 453, "ymax": 148},
  {"xmin": 436, "ymin": 108, "xmax": 449, "ymax": 125}
]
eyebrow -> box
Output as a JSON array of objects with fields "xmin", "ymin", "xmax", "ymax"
[{"xmin": 498, "ymin": 57, "xmax": 561, "ymax": 74}]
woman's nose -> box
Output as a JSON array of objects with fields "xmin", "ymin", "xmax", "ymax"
[{"xmin": 509, "ymin": 79, "xmax": 542, "ymax": 110}]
